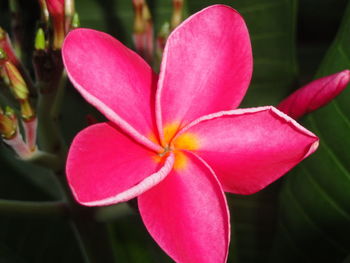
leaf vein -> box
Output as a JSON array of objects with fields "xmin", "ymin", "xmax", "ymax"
[
  {"xmin": 301, "ymin": 165, "xmax": 350, "ymax": 221},
  {"xmin": 307, "ymin": 115, "xmax": 350, "ymax": 182},
  {"xmin": 286, "ymin": 180, "xmax": 348, "ymax": 253},
  {"xmin": 331, "ymin": 100, "xmax": 350, "ymax": 129}
]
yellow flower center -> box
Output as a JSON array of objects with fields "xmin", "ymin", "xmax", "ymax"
[{"xmin": 150, "ymin": 122, "xmax": 200, "ymax": 170}]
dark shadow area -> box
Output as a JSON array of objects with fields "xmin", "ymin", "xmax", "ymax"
[{"xmin": 92, "ymin": 0, "xmax": 128, "ymax": 42}]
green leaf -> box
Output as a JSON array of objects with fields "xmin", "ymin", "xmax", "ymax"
[
  {"xmin": 0, "ymin": 244, "xmax": 26, "ymax": 263},
  {"xmin": 271, "ymin": 1, "xmax": 350, "ymax": 262},
  {"xmin": 0, "ymin": 152, "xmax": 84, "ymax": 263},
  {"xmin": 109, "ymin": 212, "xmax": 173, "ymax": 263},
  {"xmin": 0, "ymin": 217, "xmax": 84, "ymax": 263}
]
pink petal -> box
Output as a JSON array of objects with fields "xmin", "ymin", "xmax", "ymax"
[
  {"xmin": 66, "ymin": 122, "xmax": 174, "ymax": 206},
  {"xmin": 156, "ymin": 5, "xmax": 252, "ymax": 140},
  {"xmin": 62, "ymin": 28, "xmax": 161, "ymax": 151},
  {"xmin": 278, "ymin": 70, "xmax": 350, "ymax": 119},
  {"xmin": 138, "ymin": 151, "xmax": 230, "ymax": 263},
  {"xmin": 177, "ymin": 106, "xmax": 319, "ymax": 195}
]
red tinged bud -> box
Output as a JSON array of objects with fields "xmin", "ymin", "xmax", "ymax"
[
  {"xmin": 0, "ymin": 27, "xmax": 20, "ymax": 67},
  {"xmin": 0, "ymin": 106, "xmax": 17, "ymax": 139},
  {"xmin": 171, "ymin": 0, "xmax": 184, "ymax": 29},
  {"xmin": 132, "ymin": 0, "xmax": 153, "ymax": 63},
  {"xmin": 45, "ymin": 0, "xmax": 65, "ymax": 49},
  {"xmin": 278, "ymin": 70, "xmax": 350, "ymax": 119}
]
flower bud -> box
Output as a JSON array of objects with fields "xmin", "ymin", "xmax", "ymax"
[
  {"xmin": 0, "ymin": 54, "xmax": 10, "ymax": 85},
  {"xmin": 65, "ymin": 0, "xmax": 75, "ymax": 18},
  {"xmin": 133, "ymin": 0, "xmax": 145, "ymax": 34},
  {"xmin": 3, "ymin": 62, "xmax": 35, "ymax": 121},
  {"xmin": 132, "ymin": 0, "xmax": 153, "ymax": 63},
  {"xmin": 0, "ymin": 27, "xmax": 20, "ymax": 67},
  {"xmin": 4, "ymin": 61, "xmax": 29, "ymax": 100},
  {"xmin": 20, "ymin": 100, "xmax": 35, "ymax": 121},
  {"xmin": 71, "ymin": 12, "xmax": 80, "ymax": 29},
  {"xmin": 65, "ymin": 0, "xmax": 75, "ymax": 31},
  {"xmin": 0, "ymin": 47, "xmax": 7, "ymax": 61},
  {"xmin": 35, "ymin": 28, "xmax": 46, "ymax": 50},
  {"xmin": 45, "ymin": 0, "xmax": 65, "ymax": 49},
  {"xmin": 171, "ymin": 0, "xmax": 184, "ymax": 29},
  {"xmin": 5, "ymin": 106, "xmax": 15, "ymax": 117},
  {"xmin": 0, "ymin": 106, "xmax": 17, "ymax": 139},
  {"xmin": 1, "ymin": 106, "xmax": 32, "ymax": 158},
  {"xmin": 46, "ymin": 0, "xmax": 64, "ymax": 20},
  {"xmin": 38, "ymin": 0, "xmax": 50, "ymax": 23},
  {"xmin": 278, "ymin": 70, "xmax": 350, "ymax": 119}
]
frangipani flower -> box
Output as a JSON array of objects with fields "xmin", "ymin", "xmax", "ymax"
[{"xmin": 63, "ymin": 5, "xmax": 320, "ymax": 263}]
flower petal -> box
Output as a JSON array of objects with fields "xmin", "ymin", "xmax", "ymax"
[
  {"xmin": 62, "ymin": 28, "xmax": 161, "ymax": 151},
  {"xmin": 156, "ymin": 5, "xmax": 252, "ymax": 140},
  {"xmin": 177, "ymin": 106, "xmax": 319, "ymax": 195},
  {"xmin": 66, "ymin": 122, "xmax": 174, "ymax": 206},
  {"xmin": 278, "ymin": 70, "xmax": 350, "ymax": 119},
  {"xmin": 138, "ymin": 151, "xmax": 230, "ymax": 263}
]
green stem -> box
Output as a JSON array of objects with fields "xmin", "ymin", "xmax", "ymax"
[
  {"xmin": 26, "ymin": 149, "xmax": 63, "ymax": 171},
  {"xmin": 51, "ymin": 70, "xmax": 67, "ymax": 120},
  {"xmin": 0, "ymin": 199, "xmax": 67, "ymax": 218},
  {"xmin": 37, "ymin": 82, "xmax": 67, "ymax": 159},
  {"xmin": 94, "ymin": 203, "xmax": 133, "ymax": 222},
  {"xmin": 34, "ymin": 51, "xmax": 67, "ymax": 159},
  {"xmin": 56, "ymin": 173, "xmax": 117, "ymax": 263}
]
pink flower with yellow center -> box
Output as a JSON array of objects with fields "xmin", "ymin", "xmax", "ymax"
[{"xmin": 62, "ymin": 5, "xmax": 325, "ymax": 263}]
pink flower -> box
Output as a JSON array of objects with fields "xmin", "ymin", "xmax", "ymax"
[{"xmin": 63, "ymin": 5, "xmax": 320, "ymax": 263}]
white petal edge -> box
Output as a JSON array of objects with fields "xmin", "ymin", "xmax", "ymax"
[
  {"xmin": 62, "ymin": 38, "xmax": 162, "ymax": 153},
  {"xmin": 176, "ymin": 106, "xmax": 319, "ymax": 158}
]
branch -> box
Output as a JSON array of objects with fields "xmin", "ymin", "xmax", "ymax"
[{"xmin": 0, "ymin": 199, "xmax": 68, "ymax": 218}]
